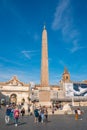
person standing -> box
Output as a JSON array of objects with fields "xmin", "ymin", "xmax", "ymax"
[
  {"xmin": 77, "ymin": 108, "xmax": 82, "ymax": 120},
  {"xmin": 28, "ymin": 105, "xmax": 30, "ymax": 115},
  {"xmin": 14, "ymin": 106, "xmax": 20, "ymax": 127},
  {"xmin": 52, "ymin": 107, "xmax": 54, "ymax": 114},
  {"xmin": 40, "ymin": 107, "xmax": 44, "ymax": 123},
  {"xmin": 5, "ymin": 105, "xmax": 11, "ymax": 124},
  {"xmin": 21, "ymin": 107, "xmax": 25, "ymax": 118},
  {"xmin": 75, "ymin": 109, "xmax": 78, "ymax": 120},
  {"xmin": 44, "ymin": 109, "xmax": 48, "ymax": 122},
  {"xmin": 34, "ymin": 108, "xmax": 39, "ymax": 123}
]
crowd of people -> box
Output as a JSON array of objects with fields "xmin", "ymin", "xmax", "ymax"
[
  {"xmin": 4, "ymin": 103, "xmax": 49, "ymax": 127},
  {"xmin": 34, "ymin": 106, "xmax": 48, "ymax": 123},
  {"xmin": 1, "ymin": 102, "xmax": 85, "ymax": 127},
  {"xmin": 5, "ymin": 104, "xmax": 25, "ymax": 126}
]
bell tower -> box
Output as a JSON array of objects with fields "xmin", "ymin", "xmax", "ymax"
[{"xmin": 62, "ymin": 67, "xmax": 70, "ymax": 83}]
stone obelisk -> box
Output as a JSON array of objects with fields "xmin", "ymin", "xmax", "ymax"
[
  {"xmin": 41, "ymin": 25, "xmax": 49, "ymax": 87},
  {"xmin": 39, "ymin": 25, "xmax": 51, "ymax": 106}
]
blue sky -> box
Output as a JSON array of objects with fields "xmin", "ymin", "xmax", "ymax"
[{"xmin": 0, "ymin": 0, "xmax": 87, "ymax": 84}]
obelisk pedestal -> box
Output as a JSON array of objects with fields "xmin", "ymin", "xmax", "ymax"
[{"xmin": 39, "ymin": 87, "xmax": 51, "ymax": 106}]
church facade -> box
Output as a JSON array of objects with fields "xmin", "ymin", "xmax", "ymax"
[{"xmin": 0, "ymin": 76, "xmax": 30, "ymax": 104}]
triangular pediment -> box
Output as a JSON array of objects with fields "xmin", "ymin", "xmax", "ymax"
[{"xmin": 5, "ymin": 76, "xmax": 24, "ymax": 86}]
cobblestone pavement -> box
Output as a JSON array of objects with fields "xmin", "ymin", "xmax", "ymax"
[{"xmin": 0, "ymin": 106, "xmax": 87, "ymax": 130}]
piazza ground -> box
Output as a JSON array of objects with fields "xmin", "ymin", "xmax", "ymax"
[{"xmin": 0, "ymin": 106, "xmax": 87, "ymax": 130}]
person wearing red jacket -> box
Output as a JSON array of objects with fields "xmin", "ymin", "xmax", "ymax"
[{"xmin": 14, "ymin": 106, "xmax": 20, "ymax": 127}]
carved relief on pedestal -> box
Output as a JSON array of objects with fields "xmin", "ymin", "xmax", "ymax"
[{"xmin": 39, "ymin": 90, "xmax": 50, "ymax": 102}]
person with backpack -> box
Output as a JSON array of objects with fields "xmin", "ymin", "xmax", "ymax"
[
  {"xmin": 5, "ymin": 105, "xmax": 11, "ymax": 124},
  {"xmin": 34, "ymin": 108, "xmax": 39, "ymax": 123},
  {"xmin": 14, "ymin": 106, "xmax": 20, "ymax": 126}
]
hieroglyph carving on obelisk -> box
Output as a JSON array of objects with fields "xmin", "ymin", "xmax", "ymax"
[{"xmin": 41, "ymin": 25, "xmax": 49, "ymax": 87}]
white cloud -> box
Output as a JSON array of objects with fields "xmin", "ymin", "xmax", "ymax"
[
  {"xmin": 69, "ymin": 30, "xmax": 79, "ymax": 39},
  {"xmin": 52, "ymin": 0, "xmax": 70, "ymax": 30},
  {"xmin": 66, "ymin": 40, "xmax": 87, "ymax": 53},
  {"xmin": 21, "ymin": 50, "xmax": 39, "ymax": 59},
  {"xmin": 21, "ymin": 51, "xmax": 31, "ymax": 59},
  {"xmin": 52, "ymin": 0, "xmax": 85, "ymax": 53}
]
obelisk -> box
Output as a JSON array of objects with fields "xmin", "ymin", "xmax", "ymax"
[
  {"xmin": 39, "ymin": 25, "xmax": 51, "ymax": 106},
  {"xmin": 41, "ymin": 25, "xmax": 49, "ymax": 87}
]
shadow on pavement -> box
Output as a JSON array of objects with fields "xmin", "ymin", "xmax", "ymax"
[{"xmin": 18, "ymin": 122, "xmax": 27, "ymax": 126}]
